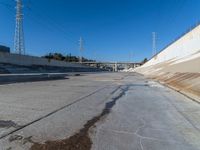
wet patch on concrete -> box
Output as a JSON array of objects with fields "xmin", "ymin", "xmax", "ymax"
[
  {"xmin": 110, "ymin": 85, "xmax": 121, "ymax": 95},
  {"xmin": 0, "ymin": 120, "xmax": 20, "ymax": 128},
  {"xmin": 30, "ymin": 86, "xmax": 129, "ymax": 150},
  {"xmin": 9, "ymin": 134, "xmax": 34, "ymax": 145},
  {"xmin": 74, "ymin": 74, "xmax": 81, "ymax": 76},
  {"xmin": 9, "ymin": 135, "xmax": 23, "ymax": 142},
  {"xmin": 128, "ymin": 83, "xmax": 149, "ymax": 87}
]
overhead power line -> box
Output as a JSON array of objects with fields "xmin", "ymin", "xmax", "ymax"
[{"xmin": 25, "ymin": 0, "xmax": 78, "ymax": 45}]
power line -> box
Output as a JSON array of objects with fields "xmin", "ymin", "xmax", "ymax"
[
  {"xmin": 26, "ymin": 1, "xmax": 78, "ymax": 45},
  {"xmin": 0, "ymin": 1, "xmax": 14, "ymax": 13},
  {"xmin": 1, "ymin": 1, "xmax": 90, "ymax": 58}
]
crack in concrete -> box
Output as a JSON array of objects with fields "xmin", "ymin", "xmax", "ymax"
[
  {"xmin": 134, "ymin": 118, "xmax": 146, "ymax": 150},
  {"xmin": 140, "ymin": 138, "xmax": 144, "ymax": 150},
  {"xmin": 99, "ymin": 127, "xmax": 179, "ymax": 143},
  {"xmin": 162, "ymin": 92, "xmax": 200, "ymax": 132},
  {"xmin": 97, "ymin": 116, "xmax": 189, "ymax": 150}
]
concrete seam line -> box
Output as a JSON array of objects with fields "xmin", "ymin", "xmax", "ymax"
[
  {"xmin": 162, "ymin": 92, "xmax": 200, "ymax": 132},
  {"xmin": 0, "ymin": 85, "xmax": 110, "ymax": 140}
]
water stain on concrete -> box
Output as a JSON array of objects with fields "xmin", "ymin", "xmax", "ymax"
[
  {"xmin": 0, "ymin": 120, "xmax": 20, "ymax": 128},
  {"xmin": 9, "ymin": 135, "xmax": 23, "ymax": 142},
  {"xmin": 9, "ymin": 135, "xmax": 34, "ymax": 145},
  {"xmin": 30, "ymin": 86, "xmax": 129, "ymax": 150}
]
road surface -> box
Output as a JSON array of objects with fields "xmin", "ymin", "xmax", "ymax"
[{"xmin": 0, "ymin": 73, "xmax": 200, "ymax": 150}]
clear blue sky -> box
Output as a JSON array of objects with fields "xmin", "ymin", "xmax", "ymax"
[{"xmin": 0, "ymin": 0, "xmax": 200, "ymax": 62}]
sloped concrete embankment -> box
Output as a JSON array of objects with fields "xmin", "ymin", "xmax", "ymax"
[
  {"xmin": 136, "ymin": 52, "xmax": 200, "ymax": 102},
  {"xmin": 135, "ymin": 24, "xmax": 200, "ymax": 102}
]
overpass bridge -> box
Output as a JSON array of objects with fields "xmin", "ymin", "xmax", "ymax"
[{"xmin": 77, "ymin": 62, "xmax": 142, "ymax": 72}]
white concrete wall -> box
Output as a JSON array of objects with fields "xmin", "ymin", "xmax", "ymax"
[
  {"xmin": 0, "ymin": 52, "xmax": 86, "ymax": 68},
  {"xmin": 143, "ymin": 24, "xmax": 200, "ymax": 67}
]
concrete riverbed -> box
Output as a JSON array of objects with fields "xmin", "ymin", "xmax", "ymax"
[{"xmin": 0, "ymin": 73, "xmax": 200, "ymax": 150}]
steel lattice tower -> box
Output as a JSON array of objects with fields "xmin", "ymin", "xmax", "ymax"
[
  {"xmin": 14, "ymin": 0, "xmax": 25, "ymax": 55},
  {"xmin": 79, "ymin": 37, "xmax": 84, "ymax": 63},
  {"xmin": 152, "ymin": 32, "xmax": 156, "ymax": 57}
]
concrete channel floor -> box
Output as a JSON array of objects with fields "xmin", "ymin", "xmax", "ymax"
[{"xmin": 0, "ymin": 72, "xmax": 200, "ymax": 150}]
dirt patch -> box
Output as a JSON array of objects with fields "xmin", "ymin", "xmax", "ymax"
[
  {"xmin": 9, "ymin": 135, "xmax": 23, "ymax": 142},
  {"xmin": 0, "ymin": 120, "xmax": 20, "ymax": 128},
  {"xmin": 30, "ymin": 86, "xmax": 129, "ymax": 150}
]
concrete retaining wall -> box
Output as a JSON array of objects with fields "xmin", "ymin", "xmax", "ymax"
[
  {"xmin": 143, "ymin": 24, "xmax": 200, "ymax": 67},
  {"xmin": 135, "ymin": 24, "xmax": 200, "ymax": 102},
  {"xmin": 0, "ymin": 52, "xmax": 85, "ymax": 68}
]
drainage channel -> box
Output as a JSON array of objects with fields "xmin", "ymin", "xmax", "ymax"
[{"xmin": 30, "ymin": 85, "xmax": 129, "ymax": 150}]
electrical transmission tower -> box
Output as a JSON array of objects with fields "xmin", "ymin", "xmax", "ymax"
[
  {"xmin": 152, "ymin": 32, "xmax": 156, "ymax": 57},
  {"xmin": 79, "ymin": 37, "xmax": 84, "ymax": 63},
  {"xmin": 14, "ymin": 0, "xmax": 25, "ymax": 55}
]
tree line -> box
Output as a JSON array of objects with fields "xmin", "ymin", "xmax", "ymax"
[
  {"xmin": 42, "ymin": 53, "xmax": 148, "ymax": 64},
  {"xmin": 42, "ymin": 53, "xmax": 96, "ymax": 62}
]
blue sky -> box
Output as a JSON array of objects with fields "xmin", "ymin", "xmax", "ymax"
[{"xmin": 0, "ymin": 0, "xmax": 200, "ymax": 62}]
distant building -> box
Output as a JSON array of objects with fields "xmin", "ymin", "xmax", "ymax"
[{"xmin": 0, "ymin": 45, "xmax": 10, "ymax": 53}]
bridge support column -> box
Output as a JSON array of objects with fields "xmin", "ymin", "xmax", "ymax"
[{"xmin": 114, "ymin": 63, "xmax": 118, "ymax": 72}]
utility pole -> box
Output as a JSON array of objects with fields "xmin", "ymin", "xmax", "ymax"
[
  {"xmin": 129, "ymin": 51, "xmax": 133, "ymax": 62},
  {"xmin": 79, "ymin": 37, "xmax": 84, "ymax": 63},
  {"xmin": 152, "ymin": 32, "xmax": 156, "ymax": 57},
  {"xmin": 14, "ymin": 0, "xmax": 25, "ymax": 55},
  {"xmin": 129, "ymin": 51, "xmax": 133, "ymax": 69}
]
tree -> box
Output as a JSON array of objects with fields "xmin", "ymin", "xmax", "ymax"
[
  {"xmin": 42, "ymin": 52, "xmax": 96, "ymax": 63},
  {"xmin": 142, "ymin": 58, "xmax": 148, "ymax": 64}
]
